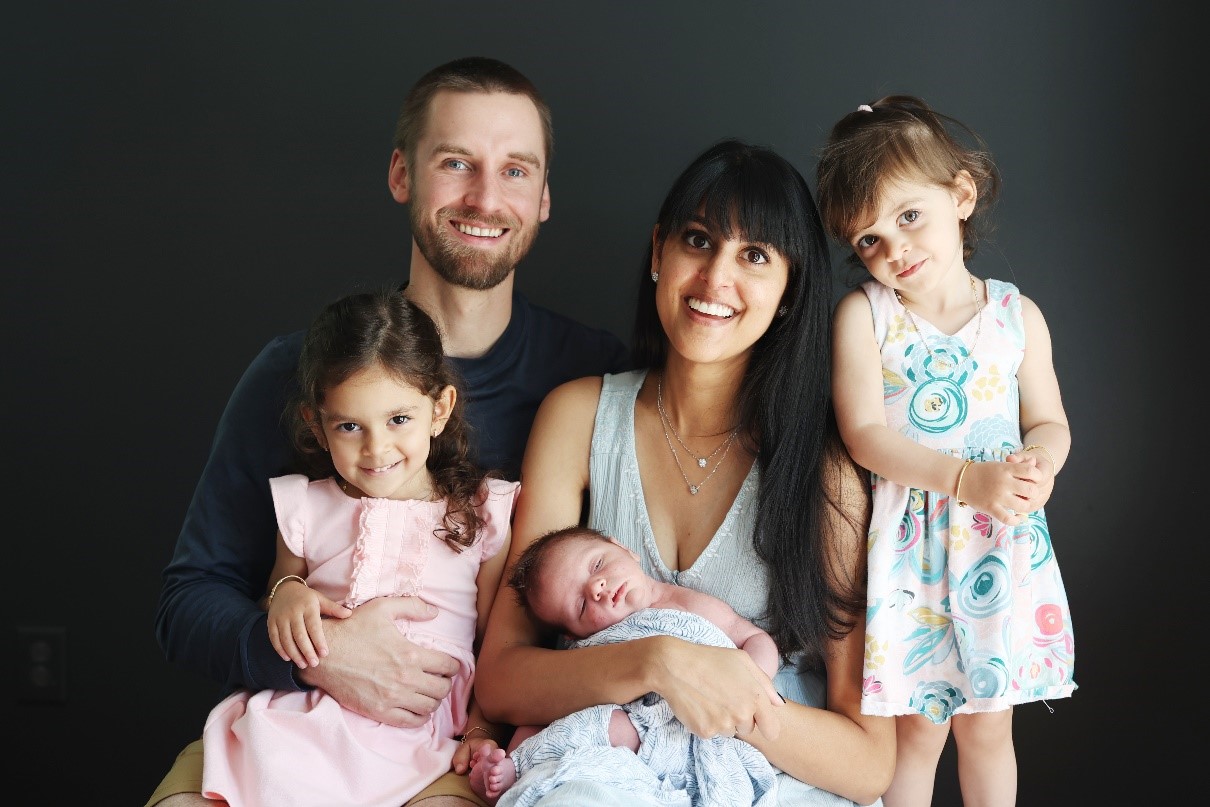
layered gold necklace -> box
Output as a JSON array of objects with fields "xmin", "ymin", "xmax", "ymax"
[{"xmin": 656, "ymin": 376, "xmax": 740, "ymax": 495}]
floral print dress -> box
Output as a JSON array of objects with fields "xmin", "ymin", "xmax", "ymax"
[{"xmin": 859, "ymin": 278, "xmax": 1076, "ymax": 722}]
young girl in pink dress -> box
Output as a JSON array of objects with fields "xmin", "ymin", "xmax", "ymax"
[{"xmin": 201, "ymin": 289, "xmax": 516, "ymax": 807}]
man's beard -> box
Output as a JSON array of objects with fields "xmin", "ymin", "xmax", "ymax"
[{"xmin": 411, "ymin": 206, "xmax": 539, "ymax": 291}]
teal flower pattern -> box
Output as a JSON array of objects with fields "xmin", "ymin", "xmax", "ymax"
[{"xmin": 860, "ymin": 279, "xmax": 1076, "ymax": 720}]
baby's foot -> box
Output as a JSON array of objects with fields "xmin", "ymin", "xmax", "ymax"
[{"xmin": 468, "ymin": 744, "xmax": 517, "ymax": 805}]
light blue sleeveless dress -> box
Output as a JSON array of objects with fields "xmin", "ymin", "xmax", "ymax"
[{"xmin": 522, "ymin": 369, "xmax": 876, "ymax": 807}]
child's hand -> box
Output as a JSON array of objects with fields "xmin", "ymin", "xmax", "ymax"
[
  {"xmin": 961, "ymin": 459, "xmax": 1044, "ymax": 526},
  {"xmin": 267, "ymin": 582, "xmax": 353, "ymax": 668},
  {"xmin": 452, "ymin": 734, "xmax": 499, "ymax": 775},
  {"xmin": 1006, "ymin": 450, "xmax": 1055, "ymax": 513}
]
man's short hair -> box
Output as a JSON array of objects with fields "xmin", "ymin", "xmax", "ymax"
[{"xmin": 393, "ymin": 56, "xmax": 553, "ymax": 172}]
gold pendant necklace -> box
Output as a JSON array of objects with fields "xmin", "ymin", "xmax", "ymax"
[
  {"xmin": 656, "ymin": 376, "xmax": 739, "ymax": 495},
  {"xmin": 895, "ymin": 274, "xmax": 984, "ymax": 372}
]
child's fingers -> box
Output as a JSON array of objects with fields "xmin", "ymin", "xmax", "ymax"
[
  {"xmin": 267, "ymin": 620, "xmax": 291, "ymax": 662},
  {"xmin": 316, "ymin": 592, "xmax": 354, "ymax": 620},
  {"xmin": 301, "ymin": 607, "xmax": 331, "ymax": 659},
  {"xmin": 286, "ymin": 612, "xmax": 322, "ymax": 667}
]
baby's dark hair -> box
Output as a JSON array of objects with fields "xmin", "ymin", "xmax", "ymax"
[
  {"xmin": 815, "ymin": 94, "xmax": 1002, "ymax": 274},
  {"xmin": 507, "ymin": 525, "xmax": 610, "ymax": 625},
  {"xmin": 290, "ymin": 287, "xmax": 492, "ymax": 551}
]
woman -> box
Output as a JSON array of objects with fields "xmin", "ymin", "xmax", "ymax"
[{"xmin": 477, "ymin": 139, "xmax": 894, "ymax": 806}]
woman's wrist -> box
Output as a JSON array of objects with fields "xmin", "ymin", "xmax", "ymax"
[{"xmin": 636, "ymin": 633, "xmax": 678, "ymax": 699}]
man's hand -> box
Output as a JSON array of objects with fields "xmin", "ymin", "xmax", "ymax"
[{"xmin": 296, "ymin": 596, "xmax": 461, "ymax": 728}]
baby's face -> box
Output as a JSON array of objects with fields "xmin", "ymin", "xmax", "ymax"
[{"xmin": 529, "ymin": 537, "xmax": 651, "ymax": 639}]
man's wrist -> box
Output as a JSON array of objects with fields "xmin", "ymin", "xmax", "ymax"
[{"xmin": 291, "ymin": 663, "xmax": 316, "ymax": 691}]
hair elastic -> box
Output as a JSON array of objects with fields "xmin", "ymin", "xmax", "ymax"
[{"xmin": 857, "ymin": 104, "xmax": 873, "ymax": 113}]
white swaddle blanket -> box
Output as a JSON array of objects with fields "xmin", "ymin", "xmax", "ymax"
[{"xmin": 497, "ymin": 608, "xmax": 779, "ymax": 807}]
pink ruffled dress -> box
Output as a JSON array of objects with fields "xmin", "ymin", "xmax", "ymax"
[{"xmin": 201, "ymin": 475, "xmax": 518, "ymax": 807}]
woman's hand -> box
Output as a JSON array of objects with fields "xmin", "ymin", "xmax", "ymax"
[{"xmin": 653, "ymin": 635, "xmax": 783, "ymax": 741}]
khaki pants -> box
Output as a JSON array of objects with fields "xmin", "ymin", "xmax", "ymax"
[{"xmin": 145, "ymin": 738, "xmax": 488, "ymax": 806}]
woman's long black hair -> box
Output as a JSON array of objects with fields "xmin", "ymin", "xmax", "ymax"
[{"xmin": 633, "ymin": 140, "xmax": 866, "ymax": 664}]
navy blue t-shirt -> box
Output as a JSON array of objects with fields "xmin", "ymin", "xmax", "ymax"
[{"xmin": 155, "ymin": 290, "xmax": 630, "ymax": 693}]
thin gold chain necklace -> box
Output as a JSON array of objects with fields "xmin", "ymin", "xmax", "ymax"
[
  {"xmin": 656, "ymin": 376, "xmax": 740, "ymax": 495},
  {"xmin": 895, "ymin": 274, "xmax": 984, "ymax": 372}
]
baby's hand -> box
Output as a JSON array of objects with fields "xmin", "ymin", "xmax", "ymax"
[{"xmin": 267, "ymin": 584, "xmax": 353, "ymax": 668}]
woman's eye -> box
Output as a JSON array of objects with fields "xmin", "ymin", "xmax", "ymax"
[
  {"xmin": 744, "ymin": 248, "xmax": 768, "ymax": 265},
  {"xmin": 685, "ymin": 231, "xmax": 711, "ymax": 250}
]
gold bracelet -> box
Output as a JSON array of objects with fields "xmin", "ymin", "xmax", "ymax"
[
  {"xmin": 267, "ymin": 574, "xmax": 308, "ymax": 607},
  {"xmin": 458, "ymin": 725, "xmax": 491, "ymax": 744},
  {"xmin": 1023, "ymin": 444, "xmax": 1055, "ymax": 468},
  {"xmin": 954, "ymin": 459, "xmax": 975, "ymax": 507}
]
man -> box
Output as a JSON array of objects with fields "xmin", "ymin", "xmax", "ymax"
[{"xmin": 147, "ymin": 57, "xmax": 630, "ymax": 807}]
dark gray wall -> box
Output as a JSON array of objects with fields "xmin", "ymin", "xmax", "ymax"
[{"xmin": 6, "ymin": 2, "xmax": 1195, "ymax": 802}]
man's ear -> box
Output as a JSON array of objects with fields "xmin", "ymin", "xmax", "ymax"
[
  {"xmin": 953, "ymin": 169, "xmax": 977, "ymax": 220},
  {"xmin": 539, "ymin": 179, "xmax": 551, "ymax": 223},
  {"xmin": 430, "ymin": 385, "xmax": 457, "ymax": 437},
  {"xmin": 302, "ymin": 406, "xmax": 327, "ymax": 450},
  {"xmin": 388, "ymin": 149, "xmax": 410, "ymax": 205}
]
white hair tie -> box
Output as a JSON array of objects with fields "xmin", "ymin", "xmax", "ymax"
[{"xmin": 857, "ymin": 104, "xmax": 873, "ymax": 113}]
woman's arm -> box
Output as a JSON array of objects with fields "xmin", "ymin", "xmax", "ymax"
[
  {"xmin": 477, "ymin": 377, "xmax": 645, "ymax": 722},
  {"xmin": 741, "ymin": 442, "xmax": 895, "ymax": 806},
  {"xmin": 476, "ymin": 377, "xmax": 782, "ymax": 739}
]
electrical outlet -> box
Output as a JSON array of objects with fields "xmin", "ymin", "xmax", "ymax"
[{"xmin": 17, "ymin": 626, "xmax": 67, "ymax": 703}]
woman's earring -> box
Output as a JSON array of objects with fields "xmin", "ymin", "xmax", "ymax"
[
  {"xmin": 777, "ymin": 306, "xmax": 788, "ymax": 317},
  {"xmin": 651, "ymin": 271, "xmax": 659, "ymax": 283}
]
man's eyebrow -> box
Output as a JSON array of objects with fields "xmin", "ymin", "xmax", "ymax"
[
  {"xmin": 508, "ymin": 150, "xmax": 543, "ymax": 170},
  {"xmin": 430, "ymin": 142, "xmax": 542, "ymax": 170}
]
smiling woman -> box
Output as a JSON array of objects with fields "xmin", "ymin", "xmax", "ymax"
[{"xmin": 475, "ymin": 139, "xmax": 896, "ymax": 806}]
